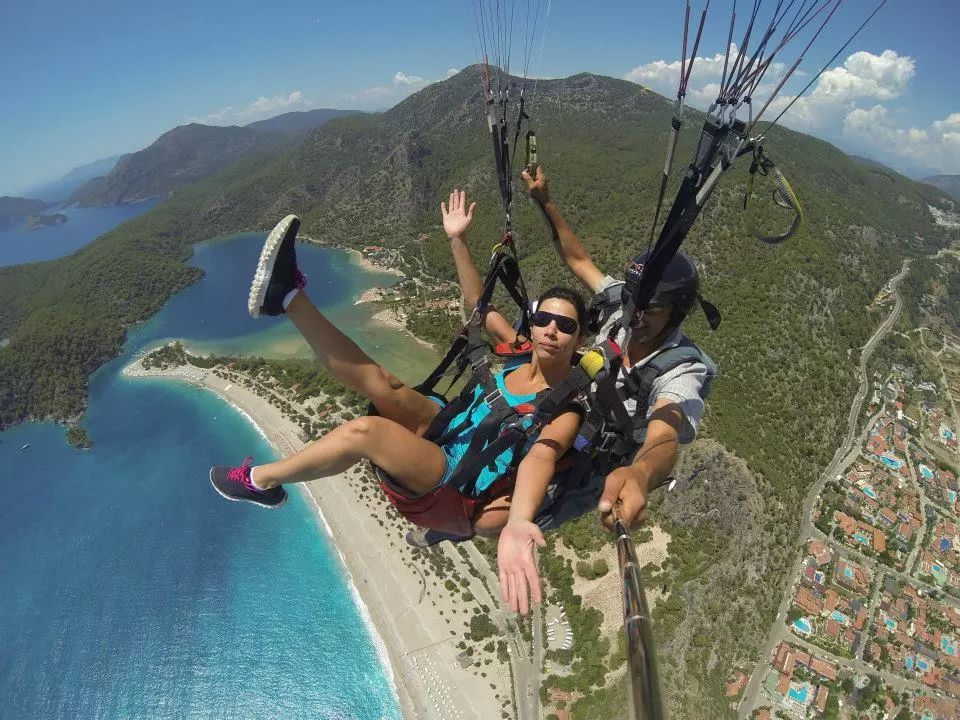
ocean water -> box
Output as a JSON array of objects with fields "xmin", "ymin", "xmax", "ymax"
[
  {"xmin": 0, "ymin": 198, "xmax": 162, "ymax": 267},
  {"xmin": 136, "ymin": 233, "xmax": 439, "ymax": 385},
  {"xmin": 0, "ymin": 234, "xmax": 440, "ymax": 719}
]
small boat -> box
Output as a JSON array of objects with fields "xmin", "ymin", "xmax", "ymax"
[{"xmin": 20, "ymin": 443, "xmax": 30, "ymax": 451}]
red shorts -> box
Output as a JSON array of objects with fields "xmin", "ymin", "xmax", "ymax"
[{"xmin": 376, "ymin": 466, "xmax": 514, "ymax": 537}]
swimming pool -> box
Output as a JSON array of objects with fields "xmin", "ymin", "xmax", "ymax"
[
  {"xmin": 792, "ymin": 617, "xmax": 813, "ymax": 635},
  {"xmin": 919, "ymin": 464, "xmax": 934, "ymax": 479},
  {"xmin": 843, "ymin": 566, "xmax": 855, "ymax": 579},
  {"xmin": 880, "ymin": 455, "xmax": 902, "ymax": 471},
  {"xmin": 854, "ymin": 531, "xmax": 871, "ymax": 545},
  {"xmin": 941, "ymin": 636, "xmax": 957, "ymax": 656},
  {"xmin": 831, "ymin": 610, "xmax": 850, "ymax": 625},
  {"xmin": 940, "ymin": 538, "xmax": 952, "ymax": 553},
  {"xmin": 884, "ymin": 618, "xmax": 897, "ymax": 631},
  {"xmin": 862, "ymin": 484, "xmax": 878, "ymax": 498},
  {"xmin": 788, "ymin": 684, "xmax": 810, "ymax": 704},
  {"xmin": 905, "ymin": 656, "xmax": 915, "ymax": 671}
]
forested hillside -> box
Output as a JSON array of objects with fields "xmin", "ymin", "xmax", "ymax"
[
  {"xmin": 244, "ymin": 108, "xmax": 362, "ymax": 136},
  {"xmin": 0, "ymin": 67, "xmax": 956, "ymax": 718},
  {"xmin": 69, "ymin": 123, "xmax": 293, "ymax": 206}
]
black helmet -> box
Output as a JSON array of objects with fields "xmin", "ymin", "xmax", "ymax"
[{"xmin": 623, "ymin": 248, "xmax": 700, "ymax": 315}]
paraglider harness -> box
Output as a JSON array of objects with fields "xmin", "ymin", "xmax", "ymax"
[{"xmin": 373, "ymin": 242, "xmax": 717, "ymax": 536}]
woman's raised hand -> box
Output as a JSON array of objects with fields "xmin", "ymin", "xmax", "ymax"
[
  {"xmin": 497, "ymin": 519, "xmax": 546, "ymax": 615},
  {"xmin": 440, "ymin": 189, "xmax": 477, "ymax": 240}
]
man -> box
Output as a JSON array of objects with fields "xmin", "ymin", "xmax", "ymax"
[{"xmin": 523, "ymin": 166, "xmax": 719, "ymax": 532}]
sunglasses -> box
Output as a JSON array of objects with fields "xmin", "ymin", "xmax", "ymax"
[{"xmin": 532, "ymin": 310, "xmax": 579, "ymax": 335}]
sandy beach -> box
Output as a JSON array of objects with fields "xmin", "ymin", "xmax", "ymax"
[{"xmin": 123, "ymin": 354, "xmax": 512, "ymax": 720}]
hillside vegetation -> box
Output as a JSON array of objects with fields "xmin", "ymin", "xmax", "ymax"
[
  {"xmin": 69, "ymin": 123, "xmax": 293, "ymax": 206},
  {"xmin": 0, "ymin": 67, "xmax": 957, "ymax": 718}
]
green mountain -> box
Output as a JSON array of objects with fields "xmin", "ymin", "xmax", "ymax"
[
  {"xmin": 244, "ymin": 108, "xmax": 362, "ymax": 136},
  {"xmin": 68, "ymin": 123, "xmax": 292, "ymax": 206},
  {"xmin": 0, "ymin": 196, "xmax": 49, "ymax": 228},
  {"xmin": 0, "ymin": 67, "xmax": 956, "ymax": 718},
  {"xmin": 922, "ymin": 174, "xmax": 960, "ymax": 201}
]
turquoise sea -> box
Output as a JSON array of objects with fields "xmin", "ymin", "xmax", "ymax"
[
  {"xmin": 0, "ymin": 232, "xmax": 440, "ymax": 719},
  {"xmin": 0, "ymin": 199, "xmax": 163, "ymax": 267}
]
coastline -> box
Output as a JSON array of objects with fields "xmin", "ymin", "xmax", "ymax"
[
  {"xmin": 299, "ymin": 233, "xmax": 405, "ymax": 278},
  {"xmin": 122, "ymin": 354, "xmax": 509, "ymax": 720}
]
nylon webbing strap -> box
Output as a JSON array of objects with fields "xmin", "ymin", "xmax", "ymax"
[{"xmin": 744, "ymin": 148, "xmax": 803, "ymax": 244}]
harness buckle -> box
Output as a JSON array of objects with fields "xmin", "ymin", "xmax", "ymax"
[
  {"xmin": 598, "ymin": 431, "xmax": 621, "ymax": 453},
  {"xmin": 483, "ymin": 389, "xmax": 504, "ymax": 408},
  {"xmin": 504, "ymin": 411, "xmax": 537, "ymax": 435}
]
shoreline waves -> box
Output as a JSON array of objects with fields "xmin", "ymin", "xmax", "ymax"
[{"xmin": 122, "ymin": 354, "xmax": 507, "ymax": 720}]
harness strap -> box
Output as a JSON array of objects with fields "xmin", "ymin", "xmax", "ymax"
[{"xmin": 744, "ymin": 147, "xmax": 803, "ymax": 244}]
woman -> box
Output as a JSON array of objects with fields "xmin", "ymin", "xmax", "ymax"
[{"xmin": 210, "ymin": 190, "xmax": 586, "ymax": 614}]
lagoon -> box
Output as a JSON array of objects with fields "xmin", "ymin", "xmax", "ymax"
[{"xmin": 0, "ymin": 234, "xmax": 434, "ymax": 719}]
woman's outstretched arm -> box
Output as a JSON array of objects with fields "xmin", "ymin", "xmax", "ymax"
[
  {"xmin": 497, "ymin": 409, "xmax": 582, "ymax": 614},
  {"xmin": 441, "ymin": 189, "xmax": 518, "ymax": 345}
]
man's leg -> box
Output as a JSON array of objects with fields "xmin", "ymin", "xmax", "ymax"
[{"xmin": 211, "ymin": 416, "xmax": 448, "ymax": 506}]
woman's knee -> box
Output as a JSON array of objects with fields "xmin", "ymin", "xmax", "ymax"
[{"xmin": 340, "ymin": 415, "xmax": 385, "ymax": 447}]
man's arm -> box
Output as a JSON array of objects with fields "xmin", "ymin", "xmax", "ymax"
[
  {"xmin": 597, "ymin": 398, "xmax": 684, "ymax": 531},
  {"xmin": 521, "ymin": 168, "xmax": 607, "ymax": 293}
]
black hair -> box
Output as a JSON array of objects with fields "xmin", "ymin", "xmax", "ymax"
[{"xmin": 536, "ymin": 286, "xmax": 588, "ymax": 336}]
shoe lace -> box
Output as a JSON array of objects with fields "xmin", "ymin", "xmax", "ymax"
[
  {"xmin": 294, "ymin": 269, "xmax": 307, "ymax": 289},
  {"xmin": 227, "ymin": 457, "xmax": 257, "ymax": 491}
]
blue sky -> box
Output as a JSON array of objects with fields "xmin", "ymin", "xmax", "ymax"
[{"xmin": 2, "ymin": 0, "xmax": 958, "ymax": 196}]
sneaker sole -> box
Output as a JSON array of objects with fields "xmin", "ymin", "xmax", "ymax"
[
  {"xmin": 248, "ymin": 214, "xmax": 300, "ymax": 319},
  {"xmin": 209, "ymin": 467, "xmax": 288, "ymax": 509}
]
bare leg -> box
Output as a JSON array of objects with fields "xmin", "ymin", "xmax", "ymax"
[
  {"xmin": 474, "ymin": 495, "xmax": 513, "ymax": 537},
  {"xmin": 253, "ymin": 415, "xmax": 447, "ymax": 495},
  {"xmin": 285, "ymin": 291, "xmax": 439, "ymax": 434}
]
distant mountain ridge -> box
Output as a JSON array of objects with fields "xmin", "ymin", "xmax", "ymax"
[
  {"xmin": 68, "ymin": 124, "xmax": 292, "ymax": 206},
  {"xmin": 22, "ymin": 155, "xmax": 122, "ymax": 203},
  {"xmin": 922, "ymin": 174, "xmax": 960, "ymax": 201},
  {"xmin": 244, "ymin": 108, "xmax": 362, "ymax": 135},
  {"xmin": 69, "ymin": 109, "xmax": 362, "ymax": 207},
  {"xmin": 848, "ymin": 153, "xmax": 896, "ymax": 173}
]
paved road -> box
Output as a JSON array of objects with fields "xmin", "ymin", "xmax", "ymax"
[
  {"xmin": 738, "ymin": 259, "xmax": 910, "ymax": 718},
  {"xmin": 856, "ymin": 570, "xmax": 884, "ymax": 662}
]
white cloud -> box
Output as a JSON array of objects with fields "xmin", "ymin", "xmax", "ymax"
[
  {"xmin": 345, "ymin": 69, "xmax": 455, "ymax": 107},
  {"xmin": 624, "ymin": 45, "xmax": 787, "ymax": 107},
  {"xmin": 393, "ymin": 71, "xmax": 425, "ymax": 86},
  {"xmin": 774, "ymin": 50, "xmax": 915, "ymax": 130},
  {"xmin": 843, "ymin": 106, "xmax": 960, "ymax": 175},
  {"xmin": 188, "ymin": 90, "xmax": 312, "ymax": 125},
  {"xmin": 624, "ymin": 46, "xmax": 956, "ymax": 173}
]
